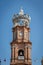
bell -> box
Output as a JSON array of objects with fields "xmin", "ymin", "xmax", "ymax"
[{"xmin": 20, "ymin": 52, "xmax": 22, "ymax": 55}]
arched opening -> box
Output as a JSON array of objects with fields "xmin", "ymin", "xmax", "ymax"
[{"xmin": 18, "ymin": 50, "xmax": 24, "ymax": 60}]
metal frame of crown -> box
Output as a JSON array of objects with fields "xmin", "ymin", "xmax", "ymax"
[{"xmin": 12, "ymin": 8, "xmax": 31, "ymax": 27}]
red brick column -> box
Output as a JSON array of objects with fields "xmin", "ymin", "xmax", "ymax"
[
  {"xmin": 24, "ymin": 46, "xmax": 27, "ymax": 62},
  {"xmin": 11, "ymin": 46, "xmax": 14, "ymax": 62},
  {"xmin": 15, "ymin": 46, "xmax": 18, "ymax": 62}
]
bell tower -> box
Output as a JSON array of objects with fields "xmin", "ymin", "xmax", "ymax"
[{"xmin": 10, "ymin": 8, "xmax": 32, "ymax": 65}]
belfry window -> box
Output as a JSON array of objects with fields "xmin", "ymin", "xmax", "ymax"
[{"xmin": 18, "ymin": 50, "xmax": 24, "ymax": 59}]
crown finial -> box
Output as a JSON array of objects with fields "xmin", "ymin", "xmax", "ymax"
[{"xmin": 19, "ymin": 7, "xmax": 24, "ymax": 15}]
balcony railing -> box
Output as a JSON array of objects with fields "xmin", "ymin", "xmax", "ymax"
[{"xmin": 18, "ymin": 56, "xmax": 24, "ymax": 60}]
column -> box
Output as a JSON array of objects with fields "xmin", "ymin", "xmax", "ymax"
[
  {"xmin": 14, "ymin": 47, "xmax": 15, "ymax": 62},
  {"xmin": 24, "ymin": 46, "xmax": 27, "ymax": 62},
  {"xmin": 15, "ymin": 47, "xmax": 18, "ymax": 62},
  {"xmin": 28, "ymin": 46, "xmax": 31, "ymax": 63},
  {"xmin": 11, "ymin": 46, "xmax": 14, "ymax": 62}
]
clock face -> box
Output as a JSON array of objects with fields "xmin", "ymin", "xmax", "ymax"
[{"xmin": 19, "ymin": 32, "xmax": 23, "ymax": 36}]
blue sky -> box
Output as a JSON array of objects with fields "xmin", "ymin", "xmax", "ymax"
[{"xmin": 0, "ymin": 0, "xmax": 43, "ymax": 65}]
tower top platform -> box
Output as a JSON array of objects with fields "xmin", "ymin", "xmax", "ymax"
[{"xmin": 12, "ymin": 8, "xmax": 31, "ymax": 27}]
